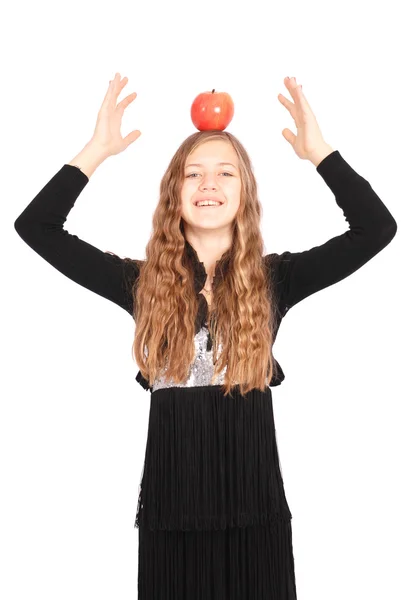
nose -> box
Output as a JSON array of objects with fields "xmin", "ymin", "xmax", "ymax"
[
  {"xmin": 198, "ymin": 172, "xmax": 220, "ymax": 190},
  {"xmin": 200, "ymin": 177, "xmax": 218, "ymax": 191}
]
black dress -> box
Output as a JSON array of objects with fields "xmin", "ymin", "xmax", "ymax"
[{"xmin": 14, "ymin": 151, "xmax": 397, "ymax": 599}]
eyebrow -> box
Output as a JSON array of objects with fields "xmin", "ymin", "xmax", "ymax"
[{"xmin": 185, "ymin": 162, "xmax": 238, "ymax": 170}]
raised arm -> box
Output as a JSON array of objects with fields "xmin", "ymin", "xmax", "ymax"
[
  {"xmin": 271, "ymin": 77, "xmax": 397, "ymax": 316},
  {"xmin": 14, "ymin": 157, "xmax": 140, "ymax": 316},
  {"xmin": 273, "ymin": 150, "xmax": 397, "ymax": 316},
  {"xmin": 14, "ymin": 72, "xmax": 143, "ymax": 317}
]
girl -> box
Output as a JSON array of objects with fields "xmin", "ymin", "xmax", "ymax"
[{"xmin": 14, "ymin": 73, "xmax": 397, "ymax": 599}]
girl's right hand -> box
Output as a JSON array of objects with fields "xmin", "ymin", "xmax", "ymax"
[{"xmin": 91, "ymin": 73, "xmax": 141, "ymax": 157}]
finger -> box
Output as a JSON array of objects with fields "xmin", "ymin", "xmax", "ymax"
[
  {"xmin": 282, "ymin": 128, "xmax": 296, "ymax": 147},
  {"xmin": 122, "ymin": 129, "xmax": 142, "ymax": 149},
  {"xmin": 117, "ymin": 91, "xmax": 137, "ymax": 111},
  {"xmin": 284, "ymin": 77, "xmax": 306, "ymax": 108},
  {"xmin": 108, "ymin": 73, "xmax": 121, "ymax": 91},
  {"xmin": 101, "ymin": 78, "xmax": 115, "ymax": 103},
  {"xmin": 115, "ymin": 74, "xmax": 128, "ymax": 93},
  {"xmin": 111, "ymin": 74, "xmax": 129, "ymax": 101},
  {"xmin": 100, "ymin": 75, "xmax": 120, "ymax": 108},
  {"xmin": 284, "ymin": 77, "xmax": 300, "ymax": 102},
  {"xmin": 278, "ymin": 93, "xmax": 295, "ymax": 110},
  {"xmin": 102, "ymin": 73, "xmax": 126, "ymax": 104},
  {"xmin": 295, "ymin": 86, "xmax": 315, "ymax": 116},
  {"xmin": 285, "ymin": 78, "xmax": 314, "ymax": 115},
  {"xmin": 278, "ymin": 93, "xmax": 298, "ymax": 123}
]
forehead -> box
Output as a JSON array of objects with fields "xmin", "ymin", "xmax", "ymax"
[{"xmin": 185, "ymin": 140, "xmax": 238, "ymax": 168}]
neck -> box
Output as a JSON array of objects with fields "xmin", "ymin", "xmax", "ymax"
[{"xmin": 184, "ymin": 234, "xmax": 232, "ymax": 274}]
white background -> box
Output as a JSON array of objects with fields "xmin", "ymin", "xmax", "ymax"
[{"xmin": 2, "ymin": 0, "xmax": 400, "ymax": 598}]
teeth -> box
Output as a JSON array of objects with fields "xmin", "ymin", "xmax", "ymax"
[{"xmin": 196, "ymin": 201, "xmax": 221, "ymax": 206}]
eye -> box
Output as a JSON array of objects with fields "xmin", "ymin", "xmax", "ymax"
[{"xmin": 186, "ymin": 172, "xmax": 233, "ymax": 178}]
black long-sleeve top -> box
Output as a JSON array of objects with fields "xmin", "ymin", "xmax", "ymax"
[{"xmin": 14, "ymin": 150, "xmax": 398, "ymax": 388}]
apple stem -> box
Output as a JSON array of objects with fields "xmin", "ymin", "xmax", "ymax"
[{"xmin": 212, "ymin": 89, "xmax": 215, "ymax": 93}]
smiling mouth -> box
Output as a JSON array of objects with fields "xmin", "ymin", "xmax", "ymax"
[
  {"xmin": 194, "ymin": 200, "xmax": 224, "ymax": 207},
  {"xmin": 195, "ymin": 203, "xmax": 223, "ymax": 208}
]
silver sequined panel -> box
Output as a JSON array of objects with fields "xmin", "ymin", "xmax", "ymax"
[
  {"xmin": 151, "ymin": 326, "xmax": 268, "ymax": 391},
  {"xmin": 151, "ymin": 326, "xmax": 228, "ymax": 391}
]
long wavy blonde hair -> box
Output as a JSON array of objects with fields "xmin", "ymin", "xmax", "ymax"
[{"xmin": 125, "ymin": 130, "xmax": 279, "ymax": 398}]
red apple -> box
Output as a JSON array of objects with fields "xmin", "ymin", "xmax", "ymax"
[{"xmin": 190, "ymin": 89, "xmax": 234, "ymax": 131}]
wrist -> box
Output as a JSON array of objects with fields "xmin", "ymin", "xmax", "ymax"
[
  {"xmin": 85, "ymin": 139, "xmax": 111, "ymax": 163},
  {"xmin": 307, "ymin": 144, "xmax": 335, "ymax": 167},
  {"xmin": 68, "ymin": 141, "xmax": 109, "ymax": 178}
]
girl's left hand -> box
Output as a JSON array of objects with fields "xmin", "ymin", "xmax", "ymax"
[{"xmin": 278, "ymin": 77, "xmax": 328, "ymax": 161}]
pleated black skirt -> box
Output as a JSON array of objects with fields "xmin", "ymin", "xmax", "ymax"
[{"xmin": 135, "ymin": 384, "xmax": 297, "ymax": 599}]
